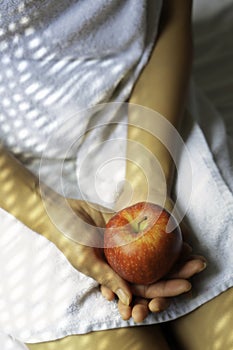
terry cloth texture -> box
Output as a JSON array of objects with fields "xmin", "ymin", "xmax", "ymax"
[{"xmin": 0, "ymin": 0, "xmax": 232, "ymax": 347}]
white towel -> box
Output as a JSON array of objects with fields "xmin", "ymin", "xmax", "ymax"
[
  {"xmin": 0, "ymin": 332, "xmax": 28, "ymax": 350},
  {"xmin": 0, "ymin": 0, "xmax": 233, "ymax": 348},
  {"xmin": 0, "ymin": 85, "xmax": 233, "ymax": 346}
]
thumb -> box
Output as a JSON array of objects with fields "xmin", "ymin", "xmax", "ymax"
[
  {"xmin": 96, "ymin": 262, "xmax": 132, "ymax": 306},
  {"xmin": 73, "ymin": 244, "xmax": 132, "ymax": 306}
]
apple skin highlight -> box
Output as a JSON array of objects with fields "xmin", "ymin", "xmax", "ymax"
[{"xmin": 104, "ymin": 202, "xmax": 182, "ymax": 285}]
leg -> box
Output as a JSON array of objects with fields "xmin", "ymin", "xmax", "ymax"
[
  {"xmin": 170, "ymin": 287, "xmax": 233, "ymax": 350},
  {"xmin": 26, "ymin": 324, "xmax": 171, "ymax": 350}
]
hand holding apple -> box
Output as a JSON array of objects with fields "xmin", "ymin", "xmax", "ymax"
[{"xmin": 104, "ymin": 202, "xmax": 183, "ymax": 285}]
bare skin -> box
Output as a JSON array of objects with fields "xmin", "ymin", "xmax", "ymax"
[{"xmin": 0, "ymin": 0, "xmax": 206, "ymax": 325}]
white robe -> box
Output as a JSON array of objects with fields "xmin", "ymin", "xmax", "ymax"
[{"xmin": 0, "ymin": 0, "xmax": 232, "ymax": 347}]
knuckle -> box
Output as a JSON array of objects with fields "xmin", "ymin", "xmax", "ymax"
[{"xmin": 98, "ymin": 272, "xmax": 115, "ymax": 289}]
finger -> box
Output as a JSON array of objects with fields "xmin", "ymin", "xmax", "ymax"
[
  {"xmin": 168, "ymin": 258, "xmax": 207, "ymax": 279},
  {"xmin": 93, "ymin": 261, "xmax": 132, "ymax": 306},
  {"xmin": 100, "ymin": 285, "xmax": 115, "ymax": 301},
  {"xmin": 186, "ymin": 254, "xmax": 207, "ymax": 262},
  {"xmin": 148, "ymin": 297, "xmax": 170, "ymax": 313},
  {"xmin": 131, "ymin": 298, "xmax": 149, "ymax": 323},
  {"xmin": 131, "ymin": 279, "xmax": 192, "ymax": 299},
  {"xmin": 76, "ymin": 246, "xmax": 132, "ymax": 306},
  {"xmin": 118, "ymin": 299, "xmax": 132, "ymax": 321}
]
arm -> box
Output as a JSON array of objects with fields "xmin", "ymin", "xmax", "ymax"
[
  {"xmin": 0, "ymin": 145, "xmax": 133, "ymax": 305},
  {"xmin": 111, "ymin": 0, "xmax": 206, "ymax": 322},
  {"xmin": 0, "ymin": 145, "xmax": 68, "ymax": 248},
  {"xmin": 125, "ymin": 0, "xmax": 193, "ymax": 205}
]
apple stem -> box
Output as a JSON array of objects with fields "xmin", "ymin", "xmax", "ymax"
[{"xmin": 137, "ymin": 216, "xmax": 147, "ymax": 232}]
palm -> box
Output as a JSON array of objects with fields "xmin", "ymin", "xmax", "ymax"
[
  {"xmin": 97, "ymin": 196, "xmax": 206, "ymax": 322},
  {"xmin": 63, "ymin": 197, "xmax": 206, "ymax": 323}
]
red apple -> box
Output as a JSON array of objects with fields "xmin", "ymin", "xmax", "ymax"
[{"xmin": 104, "ymin": 202, "xmax": 182, "ymax": 285}]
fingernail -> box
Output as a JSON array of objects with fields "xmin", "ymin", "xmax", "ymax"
[
  {"xmin": 198, "ymin": 262, "xmax": 207, "ymax": 273},
  {"xmin": 151, "ymin": 305, "xmax": 163, "ymax": 313},
  {"xmin": 185, "ymin": 282, "xmax": 192, "ymax": 292},
  {"xmin": 116, "ymin": 289, "xmax": 130, "ymax": 306}
]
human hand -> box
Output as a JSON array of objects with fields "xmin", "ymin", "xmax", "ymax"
[
  {"xmin": 100, "ymin": 195, "xmax": 207, "ymax": 323},
  {"xmin": 36, "ymin": 194, "xmax": 133, "ymax": 307},
  {"xmin": 101, "ymin": 222, "xmax": 207, "ymax": 323},
  {"xmin": 55, "ymin": 197, "xmax": 206, "ymax": 322},
  {"xmin": 38, "ymin": 187, "xmax": 206, "ymax": 322}
]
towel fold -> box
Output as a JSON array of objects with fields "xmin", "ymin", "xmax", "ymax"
[
  {"xmin": 0, "ymin": 0, "xmax": 233, "ymax": 348},
  {"xmin": 0, "ymin": 84, "xmax": 233, "ymax": 345}
]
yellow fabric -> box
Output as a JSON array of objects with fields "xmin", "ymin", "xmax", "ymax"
[
  {"xmin": 26, "ymin": 288, "xmax": 233, "ymax": 350},
  {"xmin": 170, "ymin": 287, "xmax": 233, "ymax": 350},
  {"xmin": 26, "ymin": 324, "xmax": 170, "ymax": 350}
]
